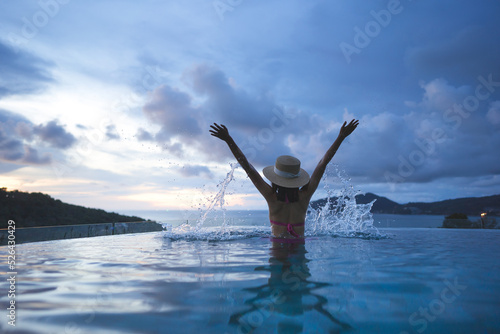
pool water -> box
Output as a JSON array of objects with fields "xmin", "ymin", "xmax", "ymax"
[{"xmin": 1, "ymin": 227, "xmax": 499, "ymax": 333}]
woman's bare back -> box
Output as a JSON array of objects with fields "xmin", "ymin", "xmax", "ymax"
[{"xmin": 267, "ymin": 191, "xmax": 310, "ymax": 238}]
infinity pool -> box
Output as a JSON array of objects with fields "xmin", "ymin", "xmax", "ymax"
[{"xmin": 1, "ymin": 228, "xmax": 499, "ymax": 333}]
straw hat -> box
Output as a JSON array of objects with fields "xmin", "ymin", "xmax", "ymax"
[{"xmin": 263, "ymin": 155, "xmax": 310, "ymax": 188}]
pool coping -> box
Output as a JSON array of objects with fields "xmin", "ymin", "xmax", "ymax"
[{"xmin": 0, "ymin": 221, "xmax": 165, "ymax": 245}]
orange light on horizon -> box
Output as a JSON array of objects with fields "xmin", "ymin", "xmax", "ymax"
[{"xmin": 481, "ymin": 212, "xmax": 487, "ymax": 217}]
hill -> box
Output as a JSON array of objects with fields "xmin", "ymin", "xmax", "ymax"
[
  {"xmin": 0, "ymin": 188, "xmax": 145, "ymax": 228},
  {"xmin": 310, "ymin": 192, "xmax": 500, "ymax": 216},
  {"xmin": 396, "ymin": 194, "xmax": 500, "ymax": 216}
]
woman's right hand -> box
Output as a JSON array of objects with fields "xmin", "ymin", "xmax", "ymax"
[
  {"xmin": 209, "ymin": 123, "xmax": 231, "ymax": 142},
  {"xmin": 339, "ymin": 119, "xmax": 359, "ymax": 139}
]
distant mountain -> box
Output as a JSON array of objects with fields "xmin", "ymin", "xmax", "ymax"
[
  {"xmin": 310, "ymin": 192, "xmax": 500, "ymax": 216},
  {"xmin": 396, "ymin": 195, "xmax": 500, "ymax": 216},
  {"xmin": 0, "ymin": 188, "xmax": 145, "ymax": 228}
]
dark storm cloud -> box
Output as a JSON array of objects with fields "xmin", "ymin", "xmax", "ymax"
[{"xmin": 0, "ymin": 41, "xmax": 53, "ymax": 97}]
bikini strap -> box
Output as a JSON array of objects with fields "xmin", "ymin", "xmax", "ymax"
[{"xmin": 270, "ymin": 220, "xmax": 304, "ymax": 238}]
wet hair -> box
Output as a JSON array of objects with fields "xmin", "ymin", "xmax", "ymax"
[{"xmin": 272, "ymin": 183, "xmax": 299, "ymax": 203}]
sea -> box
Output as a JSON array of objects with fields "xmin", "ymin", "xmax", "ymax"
[{"xmin": 119, "ymin": 209, "xmax": 484, "ymax": 230}]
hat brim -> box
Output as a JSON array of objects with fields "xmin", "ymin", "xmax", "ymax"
[{"xmin": 263, "ymin": 166, "xmax": 310, "ymax": 188}]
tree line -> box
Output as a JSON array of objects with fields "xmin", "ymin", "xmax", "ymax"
[{"xmin": 0, "ymin": 188, "xmax": 145, "ymax": 228}]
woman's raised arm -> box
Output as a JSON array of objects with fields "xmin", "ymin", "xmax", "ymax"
[
  {"xmin": 303, "ymin": 119, "xmax": 359, "ymax": 199},
  {"xmin": 210, "ymin": 123, "xmax": 273, "ymax": 200}
]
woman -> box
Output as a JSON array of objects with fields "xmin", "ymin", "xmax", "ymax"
[{"xmin": 209, "ymin": 119, "xmax": 358, "ymax": 241}]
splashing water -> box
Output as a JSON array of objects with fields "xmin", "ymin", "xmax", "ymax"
[
  {"xmin": 306, "ymin": 165, "xmax": 382, "ymax": 239},
  {"xmin": 164, "ymin": 163, "xmax": 383, "ymax": 241},
  {"xmin": 164, "ymin": 163, "xmax": 254, "ymax": 241},
  {"xmin": 195, "ymin": 162, "xmax": 237, "ymax": 233}
]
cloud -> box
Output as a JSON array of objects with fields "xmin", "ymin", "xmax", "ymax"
[
  {"xmin": 105, "ymin": 125, "xmax": 120, "ymax": 140},
  {"xmin": 0, "ymin": 41, "xmax": 53, "ymax": 97},
  {"xmin": 418, "ymin": 78, "xmax": 469, "ymax": 112},
  {"xmin": 138, "ymin": 64, "xmax": 326, "ymax": 167},
  {"xmin": 0, "ymin": 110, "xmax": 76, "ymax": 167},
  {"xmin": 33, "ymin": 120, "xmax": 77, "ymax": 149},
  {"xmin": 486, "ymin": 101, "xmax": 500, "ymax": 125},
  {"xmin": 20, "ymin": 145, "xmax": 51, "ymax": 164},
  {"xmin": 141, "ymin": 84, "xmax": 203, "ymax": 155},
  {"xmin": 0, "ymin": 110, "xmax": 33, "ymax": 164},
  {"xmin": 187, "ymin": 64, "xmax": 282, "ymax": 131},
  {"xmin": 178, "ymin": 164, "xmax": 213, "ymax": 178},
  {"xmin": 0, "ymin": 126, "xmax": 50, "ymax": 165},
  {"xmin": 340, "ymin": 79, "xmax": 500, "ymax": 185},
  {"xmin": 15, "ymin": 121, "xmax": 34, "ymax": 140},
  {"xmin": 406, "ymin": 25, "xmax": 500, "ymax": 84},
  {"xmin": 1, "ymin": 0, "xmax": 498, "ymax": 208},
  {"xmin": 135, "ymin": 51, "xmax": 499, "ymax": 197},
  {"xmin": 0, "ymin": 128, "xmax": 23, "ymax": 161},
  {"xmin": 166, "ymin": 63, "xmax": 491, "ymax": 190},
  {"xmin": 136, "ymin": 128, "xmax": 154, "ymax": 141}
]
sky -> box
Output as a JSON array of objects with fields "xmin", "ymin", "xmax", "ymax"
[{"xmin": 1, "ymin": 0, "xmax": 500, "ymax": 211}]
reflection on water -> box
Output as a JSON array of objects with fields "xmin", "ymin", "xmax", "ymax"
[
  {"xmin": 229, "ymin": 241, "xmax": 352, "ymax": 333},
  {"xmin": 2, "ymin": 230, "xmax": 499, "ymax": 333}
]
